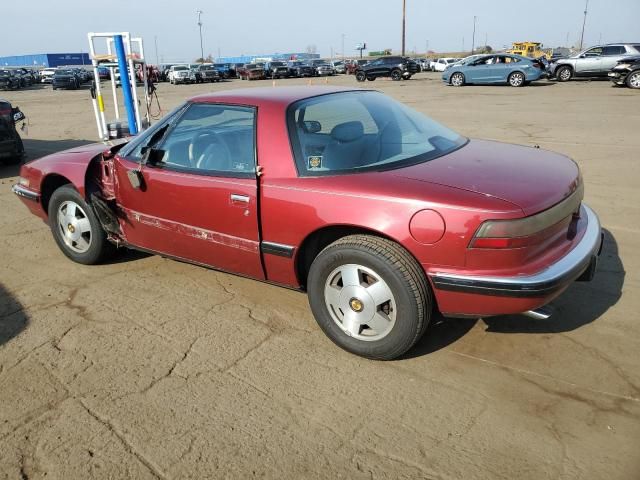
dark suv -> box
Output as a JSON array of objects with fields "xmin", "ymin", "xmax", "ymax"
[
  {"xmin": 355, "ymin": 56, "xmax": 419, "ymax": 82},
  {"xmin": 0, "ymin": 99, "xmax": 25, "ymax": 164},
  {"xmin": 264, "ymin": 61, "xmax": 290, "ymax": 79}
]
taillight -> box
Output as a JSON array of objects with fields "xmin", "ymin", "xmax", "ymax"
[{"xmin": 470, "ymin": 185, "xmax": 583, "ymax": 249}]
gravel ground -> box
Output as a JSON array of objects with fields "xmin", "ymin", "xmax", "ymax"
[{"xmin": 0, "ymin": 72, "xmax": 638, "ymax": 479}]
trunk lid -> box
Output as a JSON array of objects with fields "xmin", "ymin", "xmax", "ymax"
[{"xmin": 391, "ymin": 139, "xmax": 581, "ymax": 216}]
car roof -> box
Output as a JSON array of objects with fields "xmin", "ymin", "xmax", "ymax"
[{"xmin": 190, "ymin": 86, "xmax": 366, "ymax": 107}]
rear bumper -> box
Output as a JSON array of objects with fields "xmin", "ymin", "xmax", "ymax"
[{"xmin": 429, "ymin": 204, "xmax": 602, "ymax": 314}]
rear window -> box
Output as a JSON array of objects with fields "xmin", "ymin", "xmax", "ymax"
[
  {"xmin": 631, "ymin": 45, "xmax": 640, "ymax": 54},
  {"xmin": 287, "ymin": 91, "xmax": 466, "ymax": 176},
  {"xmin": 603, "ymin": 46, "xmax": 626, "ymax": 55}
]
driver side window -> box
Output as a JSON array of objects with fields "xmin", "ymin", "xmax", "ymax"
[
  {"xmin": 156, "ymin": 103, "xmax": 256, "ymax": 177},
  {"xmin": 584, "ymin": 47, "xmax": 603, "ymax": 57}
]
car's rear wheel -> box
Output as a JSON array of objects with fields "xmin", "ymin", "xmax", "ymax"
[
  {"xmin": 48, "ymin": 185, "xmax": 114, "ymax": 265},
  {"xmin": 626, "ymin": 71, "xmax": 640, "ymax": 89},
  {"xmin": 508, "ymin": 71, "xmax": 525, "ymax": 87},
  {"xmin": 355, "ymin": 71, "xmax": 366, "ymax": 82},
  {"xmin": 307, "ymin": 235, "xmax": 432, "ymax": 360},
  {"xmin": 450, "ymin": 72, "xmax": 465, "ymax": 86},
  {"xmin": 391, "ymin": 69, "xmax": 403, "ymax": 81},
  {"xmin": 556, "ymin": 66, "xmax": 572, "ymax": 82}
]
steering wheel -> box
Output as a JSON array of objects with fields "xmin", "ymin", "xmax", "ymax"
[{"xmin": 188, "ymin": 128, "xmax": 232, "ymax": 170}]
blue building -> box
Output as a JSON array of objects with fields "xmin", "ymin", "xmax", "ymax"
[
  {"xmin": 215, "ymin": 52, "xmax": 320, "ymax": 64},
  {"xmin": 0, "ymin": 53, "xmax": 91, "ymax": 68}
]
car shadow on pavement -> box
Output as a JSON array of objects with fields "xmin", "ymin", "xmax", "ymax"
[
  {"xmin": 0, "ymin": 283, "xmax": 28, "ymax": 347},
  {"xmin": 404, "ymin": 228, "xmax": 624, "ymax": 357}
]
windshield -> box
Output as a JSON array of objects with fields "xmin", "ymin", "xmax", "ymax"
[
  {"xmin": 271, "ymin": 62, "xmax": 285, "ymax": 66},
  {"xmin": 0, "ymin": 70, "xmax": 10, "ymax": 76},
  {"xmin": 174, "ymin": 66, "xmax": 188, "ymax": 71},
  {"xmin": 55, "ymin": 70, "xmax": 73, "ymax": 75},
  {"xmin": 288, "ymin": 91, "xmax": 466, "ymax": 176}
]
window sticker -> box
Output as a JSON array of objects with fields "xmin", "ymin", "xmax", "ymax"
[{"xmin": 308, "ymin": 155, "xmax": 323, "ymax": 169}]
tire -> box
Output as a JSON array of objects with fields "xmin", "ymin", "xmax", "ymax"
[
  {"xmin": 508, "ymin": 71, "xmax": 525, "ymax": 87},
  {"xmin": 355, "ymin": 71, "xmax": 366, "ymax": 82},
  {"xmin": 366, "ymin": 76, "xmax": 376, "ymax": 81},
  {"xmin": 626, "ymin": 70, "xmax": 640, "ymax": 89},
  {"xmin": 391, "ymin": 69, "xmax": 403, "ymax": 81},
  {"xmin": 48, "ymin": 185, "xmax": 114, "ymax": 265},
  {"xmin": 450, "ymin": 72, "xmax": 465, "ymax": 86},
  {"xmin": 556, "ymin": 66, "xmax": 572, "ymax": 82},
  {"xmin": 307, "ymin": 234, "xmax": 432, "ymax": 360}
]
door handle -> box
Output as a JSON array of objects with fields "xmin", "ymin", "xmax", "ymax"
[{"xmin": 230, "ymin": 194, "xmax": 250, "ymax": 206}]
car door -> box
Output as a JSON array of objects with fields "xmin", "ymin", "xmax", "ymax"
[
  {"xmin": 576, "ymin": 47, "xmax": 603, "ymax": 74},
  {"xmin": 468, "ymin": 56, "xmax": 494, "ymax": 82},
  {"xmin": 112, "ymin": 102, "xmax": 264, "ymax": 279},
  {"xmin": 600, "ymin": 45, "xmax": 627, "ymax": 74}
]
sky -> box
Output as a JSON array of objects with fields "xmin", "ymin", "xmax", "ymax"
[{"xmin": 2, "ymin": 0, "xmax": 639, "ymax": 61}]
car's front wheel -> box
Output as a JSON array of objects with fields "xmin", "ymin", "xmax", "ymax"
[
  {"xmin": 508, "ymin": 71, "xmax": 525, "ymax": 87},
  {"xmin": 626, "ymin": 71, "xmax": 640, "ymax": 89},
  {"xmin": 307, "ymin": 235, "xmax": 432, "ymax": 360},
  {"xmin": 48, "ymin": 185, "xmax": 114, "ymax": 265},
  {"xmin": 450, "ymin": 72, "xmax": 465, "ymax": 86},
  {"xmin": 355, "ymin": 71, "xmax": 366, "ymax": 82},
  {"xmin": 556, "ymin": 66, "xmax": 572, "ymax": 82}
]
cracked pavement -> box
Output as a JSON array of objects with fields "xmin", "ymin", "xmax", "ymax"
[{"xmin": 1, "ymin": 74, "xmax": 639, "ymax": 479}]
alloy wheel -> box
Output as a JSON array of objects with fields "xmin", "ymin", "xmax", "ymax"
[
  {"xmin": 509, "ymin": 72, "xmax": 525, "ymax": 87},
  {"xmin": 451, "ymin": 73, "xmax": 464, "ymax": 86},
  {"xmin": 628, "ymin": 72, "xmax": 640, "ymax": 89},
  {"xmin": 57, "ymin": 201, "xmax": 92, "ymax": 253},
  {"xmin": 324, "ymin": 263, "xmax": 397, "ymax": 341}
]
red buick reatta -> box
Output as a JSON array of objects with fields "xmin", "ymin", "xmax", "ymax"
[{"xmin": 13, "ymin": 86, "xmax": 602, "ymax": 359}]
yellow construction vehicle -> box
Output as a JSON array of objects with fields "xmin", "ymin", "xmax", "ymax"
[{"xmin": 506, "ymin": 42, "xmax": 553, "ymax": 60}]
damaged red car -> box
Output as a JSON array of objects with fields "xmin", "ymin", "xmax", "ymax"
[{"xmin": 13, "ymin": 86, "xmax": 602, "ymax": 359}]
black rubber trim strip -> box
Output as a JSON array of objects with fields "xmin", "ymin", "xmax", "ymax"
[
  {"xmin": 261, "ymin": 241, "xmax": 295, "ymax": 258},
  {"xmin": 431, "ymin": 256, "xmax": 593, "ymax": 298}
]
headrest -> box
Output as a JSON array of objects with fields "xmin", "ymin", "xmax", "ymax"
[{"xmin": 331, "ymin": 121, "xmax": 364, "ymax": 143}]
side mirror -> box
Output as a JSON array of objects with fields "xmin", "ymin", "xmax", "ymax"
[
  {"xmin": 303, "ymin": 120, "xmax": 322, "ymax": 134},
  {"xmin": 579, "ymin": 54, "xmax": 586, "ymax": 58}
]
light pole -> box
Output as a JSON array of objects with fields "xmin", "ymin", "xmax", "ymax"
[
  {"xmin": 401, "ymin": 0, "xmax": 406, "ymax": 56},
  {"xmin": 471, "ymin": 16, "xmax": 477, "ymax": 54},
  {"xmin": 342, "ymin": 33, "xmax": 345, "ymax": 59},
  {"xmin": 196, "ymin": 10, "xmax": 204, "ymax": 62},
  {"xmin": 579, "ymin": 0, "xmax": 589, "ymax": 51},
  {"xmin": 154, "ymin": 35, "xmax": 159, "ymax": 66}
]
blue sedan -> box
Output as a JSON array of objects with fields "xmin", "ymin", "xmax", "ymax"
[{"xmin": 442, "ymin": 54, "xmax": 546, "ymax": 87}]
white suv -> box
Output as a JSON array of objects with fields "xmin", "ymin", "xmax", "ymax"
[
  {"xmin": 432, "ymin": 58, "xmax": 458, "ymax": 72},
  {"xmin": 169, "ymin": 65, "xmax": 196, "ymax": 84},
  {"xmin": 40, "ymin": 68, "xmax": 57, "ymax": 83},
  {"xmin": 550, "ymin": 43, "xmax": 640, "ymax": 81}
]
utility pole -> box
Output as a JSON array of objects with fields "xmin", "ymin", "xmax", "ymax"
[
  {"xmin": 471, "ymin": 16, "xmax": 477, "ymax": 54},
  {"xmin": 196, "ymin": 10, "xmax": 204, "ymax": 62},
  {"xmin": 154, "ymin": 35, "xmax": 159, "ymax": 66},
  {"xmin": 401, "ymin": 0, "xmax": 406, "ymax": 56},
  {"xmin": 579, "ymin": 0, "xmax": 588, "ymax": 51},
  {"xmin": 341, "ymin": 33, "xmax": 346, "ymax": 59}
]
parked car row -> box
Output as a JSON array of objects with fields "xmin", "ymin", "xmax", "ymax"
[
  {"xmin": 51, "ymin": 67, "xmax": 92, "ymax": 90},
  {"xmin": 0, "ymin": 68, "xmax": 40, "ymax": 90},
  {"xmin": 437, "ymin": 43, "xmax": 640, "ymax": 89}
]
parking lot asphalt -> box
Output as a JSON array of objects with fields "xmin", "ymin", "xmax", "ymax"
[{"xmin": 1, "ymin": 73, "xmax": 639, "ymax": 479}]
